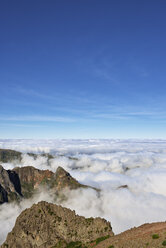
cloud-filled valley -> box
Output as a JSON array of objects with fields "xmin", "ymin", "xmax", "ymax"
[{"xmin": 0, "ymin": 139, "xmax": 166, "ymax": 245}]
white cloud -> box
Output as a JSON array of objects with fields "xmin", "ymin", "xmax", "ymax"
[{"xmin": 0, "ymin": 139, "xmax": 166, "ymax": 244}]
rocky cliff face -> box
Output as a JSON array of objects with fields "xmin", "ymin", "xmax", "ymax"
[
  {"xmin": 1, "ymin": 201, "xmax": 113, "ymax": 248},
  {"xmin": 0, "ymin": 164, "xmax": 88, "ymax": 204},
  {"xmin": 13, "ymin": 166, "xmax": 55, "ymax": 198}
]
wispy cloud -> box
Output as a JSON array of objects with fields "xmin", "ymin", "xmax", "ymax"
[
  {"xmin": 0, "ymin": 123, "xmax": 47, "ymax": 128},
  {"xmin": 15, "ymin": 87, "xmax": 57, "ymax": 101},
  {"xmin": 91, "ymin": 108, "xmax": 166, "ymax": 121},
  {"xmin": 13, "ymin": 86, "xmax": 98, "ymax": 105},
  {"xmin": 0, "ymin": 115, "xmax": 75, "ymax": 123},
  {"xmin": 4, "ymin": 86, "xmax": 166, "ymax": 125}
]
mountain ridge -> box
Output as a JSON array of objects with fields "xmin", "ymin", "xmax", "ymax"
[{"xmin": 0, "ymin": 164, "xmax": 89, "ymax": 204}]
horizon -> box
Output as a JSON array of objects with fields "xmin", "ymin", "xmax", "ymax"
[{"xmin": 1, "ymin": 0, "xmax": 166, "ymax": 139}]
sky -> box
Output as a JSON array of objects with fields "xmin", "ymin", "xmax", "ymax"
[{"xmin": 0, "ymin": 0, "xmax": 166, "ymax": 139}]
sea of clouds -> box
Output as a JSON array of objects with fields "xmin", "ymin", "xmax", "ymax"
[{"xmin": 0, "ymin": 139, "xmax": 166, "ymax": 244}]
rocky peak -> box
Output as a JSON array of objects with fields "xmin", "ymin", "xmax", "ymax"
[
  {"xmin": 55, "ymin": 166, "xmax": 69, "ymax": 176},
  {"xmin": 55, "ymin": 166, "xmax": 83, "ymax": 190},
  {"xmin": 1, "ymin": 201, "xmax": 113, "ymax": 248}
]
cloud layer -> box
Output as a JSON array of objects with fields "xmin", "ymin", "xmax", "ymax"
[{"xmin": 0, "ymin": 139, "xmax": 166, "ymax": 244}]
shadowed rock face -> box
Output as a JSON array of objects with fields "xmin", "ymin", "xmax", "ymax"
[
  {"xmin": 0, "ymin": 165, "xmax": 21, "ymax": 202},
  {"xmin": 0, "ymin": 184, "xmax": 8, "ymax": 203},
  {"xmin": 0, "ymin": 165, "xmax": 88, "ymax": 203},
  {"xmin": 1, "ymin": 201, "xmax": 113, "ymax": 248}
]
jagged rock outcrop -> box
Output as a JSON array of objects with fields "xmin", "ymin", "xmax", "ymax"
[
  {"xmin": 54, "ymin": 166, "xmax": 85, "ymax": 191},
  {"xmin": 1, "ymin": 201, "xmax": 113, "ymax": 248},
  {"xmin": 0, "ymin": 165, "xmax": 88, "ymax": 204}
]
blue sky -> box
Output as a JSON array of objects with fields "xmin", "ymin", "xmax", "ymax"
[{"xmin": 0, "ymin": 0, "xmax": 166, "ymax": 139}]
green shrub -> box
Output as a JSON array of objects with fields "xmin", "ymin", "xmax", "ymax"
[
  {"xmin": 152, "ymin": 234, "xmax": 159, "ymax": 239},
  {"xmin": 95, "ymin": 235, "xmax": 110, "ymax": 244},
  {"xmin": 57, "ymin": 216, "xmax": 62, "ymax": 222},
  {"xmin": 66, "ymin": 241, "xmax": 87, "ymax": 248},
  {"xmin": 52, "ymin": 240, "xmax": 66, "ymax": 248},
  {"xmin": 162, "ymin": 240, "xmax": 166, "ymax": 246},
  {"xmin": 47, "ymin": 207, "xmax": 54, "ymax": 215}
]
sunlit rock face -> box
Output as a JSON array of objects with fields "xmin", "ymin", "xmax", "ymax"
[{"xmin": 1, "ymin": 201, "xmax": 113, "ymax": 248}]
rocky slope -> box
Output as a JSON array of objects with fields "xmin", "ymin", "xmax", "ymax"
[
  {"xmin": 92, "ymin": 222, "xmax": 166, "ymax": 248},
  {"xmin": 1, "ymin": 201, "xmax": 113, "ymax": 248},
  {"xmin": 0, "ymin": 165, "xmax": 88, "ymax": 204}
]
